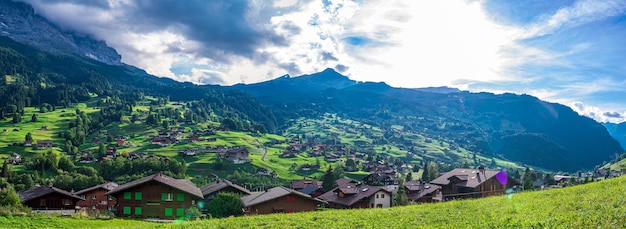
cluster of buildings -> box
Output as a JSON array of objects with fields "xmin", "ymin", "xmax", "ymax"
[{"xmin": 16, "ymin": 166, "xmax": 521, "ymax": 220}]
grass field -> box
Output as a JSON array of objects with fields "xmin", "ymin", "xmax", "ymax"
[{"xmin": 3, "ymin": 175, "xmax": 625, "ymax": 228}]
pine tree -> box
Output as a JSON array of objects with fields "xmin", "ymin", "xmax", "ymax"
[
  {"xmin": 394, "ymin": 180, "xmax": 409, "ymax": 206},
  {"xmin": 31, "ymin": 114, "xmax": 37, "ymax": 122},
  {"xmin": 422, "ymin": 161, "xmax": 430, "ymax": 182},
  {"xmin": 1, "ymin": 160, "xmax": 8, "ymax": 178}
]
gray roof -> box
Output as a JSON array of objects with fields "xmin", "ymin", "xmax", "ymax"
[
  {"xmin": 317, "ymin": 183, "xmax": 390, "ymax": 207},
  {"xmin": 430, "ymin": 168, "xmax": 520, "ymax": 188},
  {"xmin": 240, "ymin": 186, "xmax": 326, "ymax": 207},
  {"xmin": 404, "ymin": 181, "xmax": 441, "ymax": 201},
  {"xmin": 19, "ymin": 185, "xmax": 85, "ymax": 202},
  {"xmin": 74, "ymin": 182, "xmax": 118, "ymax": 195},
  {"xmin": 106, "ymin": 173, "xmax": 202, "ymax": 198},
  {"xmin": 200, "ymin": 179, "xmax": 251, "ymax": 197}
]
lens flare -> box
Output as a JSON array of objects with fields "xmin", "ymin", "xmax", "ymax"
[{"xmin": 496, "ymin": 169, "xmax": 508, "ymax": 185}]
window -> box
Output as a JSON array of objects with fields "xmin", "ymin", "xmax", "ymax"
[
  {"xmin": 176, "ymin": 193, "xmax": 184, "ymax": 201},
  {"xmin": 381, "ymin": 194, "xmax": 385, "ymax": 198},
  {"xmin": 63, "ymin": 199, "xmax": 71, "ymax": 205},
  {"xmin": 164, "ymin": 208, "xmax": 173, "ymax": 217},
  {"xmin": 123, "ymin": 206, "xmax": 131, "ymax": 215},
  {"xmin": 91, "ymin": 195, "xmax": 97, "ymax": 200},
  {"xmin": 108, "ymin": 196, "xmax": 113, "ymax": 200},
  {"xmin": 376, "ymin": 194, "xmax": 379, "ymax": 199},
  {"xmin": 80, "ymin": 195, "xmax": 86, "ymax": 199},
  {"xmin": 135, "ymin": 207, "xmax": 142, "ymax": 215},
  {"xmin": 286, "ymin": 196, "xmax": 296, "ymax": 202},
  {"xmin": 176, "ymin": 208, "xmax": 185, "ymax": 217},
  {"xmin": 99, "ymin": 200, "xmax": 108, "ymax": 205},
  {"xmin": 124, "ymin": 192, "xmax": 132, "ymax": 200},
  {"xmin": 135, "ymin": 192, "xmax": 142, "ymax": 201},
  {"xmin": 162, "ymin": 193, "xmax": 173, "ymax": 201},
  {"xmin": 39, "ymin": 199, "xmax": 46, "ymax": 206}
]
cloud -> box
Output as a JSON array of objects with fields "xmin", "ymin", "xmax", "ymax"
[
  {"xmin": 569, "ymin": 102, "xmax": 625, "ymax": 123},
  {"xmin": 604, "ymin": 111, "xmax": 623, "ymax": 119}
]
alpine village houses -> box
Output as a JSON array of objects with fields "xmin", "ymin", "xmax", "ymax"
[
  {"xmin": 106, "ymin": 173, "xmax": 203, "ymax": 220},
  {"xmin": 14, "ymin": 166, "xmax": 520, "ymax": 220}
]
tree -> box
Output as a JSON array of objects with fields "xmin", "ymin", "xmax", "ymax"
[
  {"xmin": 0, "ymin": 185, "xmax": 22, "ymax": 207},
  {"xmin": 58, "ymin": 156, "xmax": 75, "ymax": 172},
  {"xmin": 31, "ymin": 114, "xmax": 37, "ymax": 122},
  {"xmin": 522, "ymin": 167, "xmax": 534, "ymax": 191},
  {"xmin": 25, "ymin": 132, "xmax": 33, "ymax": 143},
  {"xmin": 421, "ymin": 161, "xmax": 429, "ymax": 182},
  {"xmin": 321, "ymin": 166, "xmax": 338, "ymax": 192},
  {"xmin": 405, "ymin": 172, "xmax": 413, "ymax": 182},
  {"xmin": 1, "ymin": 160, "xmax": 7, "ymax": 178},
  {"xmin": 206, "ymin": 192, "xmax": 243, "ymax": 218},
  {"xmin": 11, "ymin": 113, "xmax": 21, "ymax": 123},
  {"xmin": 394, "ymin": 180, "xmax": 409, "ymax": 206}
]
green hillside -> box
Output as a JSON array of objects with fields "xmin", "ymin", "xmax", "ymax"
[{"xmin": 2, "ymin": 176, "xmax": 625, "ymax": 228}]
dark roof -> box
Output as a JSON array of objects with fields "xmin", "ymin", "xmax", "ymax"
[
  {"xmin": 290, "ymin": 179, "xmax": 320, "ymax": 190},
  {"xmin": 404, "ymin": 181, "xmax": 441, "ymax": 201},
  {"xmin": 74, "ymin": 182, "xmax": 119, "ymax": 195},
  {"xmin": 19, "ymin": 185, "xmax": 85, "ymax": 202},
  {"xmin": 299, "ymin": 186, "xmax": 321, "ymax": 195},
  {"xmin": 200, "ymin": 179, "xmax": 251, "ymax": 197},
  {"xmin": 336, "ymin": 178, "xmax": 358, "ymax": 187},
  {"xmin": 317, "ymin": 183, "xmax": 391, "ymax": 207},
  {"xmin": 430, "ymin": 168, "xmax": 520, "ymax": 188},
  {"xmin": 240, "ymin": 186, "xmax": 326, "ymax": 207},
  {"xmin": 106, "ymin": 173, "xmax": 202, "ymax": 198}
]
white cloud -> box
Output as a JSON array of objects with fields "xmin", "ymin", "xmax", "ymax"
[{"xmin": 570, "ymin": 102, "xmax": 625, "ymax": 123}]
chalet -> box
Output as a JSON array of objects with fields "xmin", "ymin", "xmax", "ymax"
[
  {"xmin": 8, "ymin": 153, "xmax": 24, "ymax": 165},
  {"xmin": 404, "ymin": 180, "xmax": 442, "ymax": 203},
  {"xmin": 19, "ymin": 184, "xmax": 85, "ymax": 211},
  {"xmin": 318, "ymin": 179, "xmax": 392, "ymax": 209},
  {"xmin": 430, "ymin": 166, "xmax": 521, "ymax": 201},
  {"xmin": 220, "ymin": 147, "xmax": 250, "ymax": 164},
  {"xmin": 36, "ymin": 140, "xmax": 53, "ymax": 149},
  {"xmin": 24, "ymin": 140, "xmax": 32, "ymax": 146},
  {"xmin": 180, "ymin": 149, "xmax": 200, "ymax": 156},
  {"xmin": 106, "ymin": 173, "xmax": 203, "ymax": 220},
  {"xmin": 78, "ymin": 156, "xmax": 98, "ymax": 163},
  {"xmin": 189, "ymin": 135, "xmax": 201, "ymax": 142},
  {"xmin": 290, "ymin": 180, "xmax": 321, "ymax": 191},
  {"xmin": 363, "ymin": 172, "xmax": 396, "ymax": 186},
  {"xmin": 200, "ymin": 179, "xmax": 251, "ymax": 203},
  {"xmin": 40, "ymin": 126, "xmax": 48, "ymax": 130},
  {"xmin": 206, "ymin": 137, "xmax": 217, "ymax": 142},
  {"xmin": 554, "ymin": 175, "xmax": 573, "ymax": 186},
  {"xmin": 151, "ymin": 137, "xmax": 171, "ymax": 146},
  {"xmin": 75, "ymin": 182, "xmax": 119, "ymax": 211},
  {"xmin": 299, "ymin": 186, "xmax": 324, "ymax": 198},
  {"xmin": 116, "ymin": 139, "xmax": 126, "ymax": 147},
  {"xmin": 241, "ymin": 186, "xmax": 326, "ymax": 215}
]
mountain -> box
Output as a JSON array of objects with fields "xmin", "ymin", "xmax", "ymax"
[
  {"xmin": 0, "ymin": 0, "xmax": 121, "ymax": 65},
  {"xmin": 603, "ymin": 122, "xmax": 626, "ymax": 149},
  {"xmin": 233, "ymin": 69, "xmax": 624, "ymax": 172}
]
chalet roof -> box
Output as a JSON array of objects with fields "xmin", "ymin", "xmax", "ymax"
[
  {"xmin": 106, "ymin": 173, "xmax": 203, "ymax": 199},
  {"xmin": 19, "ymin": 185, "xmax": 85, "ymax": 202},
  {"xmin": 74, "ymin": 182, "xmax": 119, "ymax": 195},
  {"xmin": 299, "ymin": 186, "xmax": 321, "ymax": 195},
  {"xmin": 336, "ymin": 178, "xmax": 358, "ymax": 187},
  {"xmin": 430, "ymin": 168, "xmax": 520, "ymax": 188},
  {"xmin": 318, "ymin": 184, "xmax": 390, "ymax": 207},
  {"xmin": 290, "ymin": 179, "xmax": 321, "ymax": 190},
  {"xmin": 240, "ymin": 186, "xmax": 326, "ymax": 207},
  {"xmin": 404, "ymin": 181, "xmax": 441, "ymax": 201},
  {"xmin": 200, "ymin": 179, "xmax": 251, "ymax": 197}
]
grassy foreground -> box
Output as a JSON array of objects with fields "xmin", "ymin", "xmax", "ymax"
[{"xmin": 2, "ymin": 176, "xmax": 626, "ymax": 229}]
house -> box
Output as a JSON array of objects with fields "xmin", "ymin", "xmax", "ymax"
[
  {"xmin": 241, "ymin": 186, "xmax": 326, "ymax": 215},
  {"xmin": 299, "ymin": 186, "xmax": 324, "ymax": 198},
  {"xmin": 116, "ymin": 139, "xmax": 126, "ymax": 147},
  {"xmin": 317, "ymin": 179, "xmax": 392, "ymax": 209},
  {"xmin": 220, "ymin": 147, "xmax": 250, "ymax": 164},
  {"xmin": 404, "ymin": 180, "xmax": 442, "ymax": 203},
  {"xmin": 75, "ymin": 182, "xmax": 119, "ymax": 211},
  {"xmin": 363, "ymin": 172, "xmax": 396, "ymax": 186},
  {"xmin": 554, "ymin": 175, "xmax": 573, "ymax": 186},
  {"xmin": 200, "ymin": 179, "xmax": 251, "ymax": 203},
  {"xmin": 19, "ymin": 184, "xmax": 85, "ymax": 211},
  {"xmin": 106, "ymin": 173, "xmax": 203, "ymax": 220},
  {"xmin": 36, "ymin": 140, "xmax": 53, "ymax": 149},
  {"xmin": 290, "ymin": 180, "xmax": 321, "ymax": 191},
  {"xmin": 430, "ymin": 166, "xmax": 521, "ymax": 201},
  {"xmin": 24, "ymin": 140, "xmax": 32, "ymax": 146},
  {"xmin": 189, "ymin": 135, "xmax": 201, "ymax": 142}
]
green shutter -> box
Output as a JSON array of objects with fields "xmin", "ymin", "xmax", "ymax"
[
  {"xmin": 176, "ymin": 193, "xmax": 184, "ymax": 201},
  {"xmin": 135, "ymin": 207, "xmax": 142, "ymax": 215},
  {"xmin": 164, "ymin": 208, "xmax": 173, "ymax": 217},
  {"xmin": 162, "ymin": 193, "xmax": 167, "ymax": 201},
  {"xmin": 176, "ymin": 208, "xmax": 185, "ymax": 217},
  {"xmin": 123, "ymin": 206, "xmax": 131, "ymax": 215},
  {"xmin": 135, "ymin": 192, "xmax": 142, "ymax": 200},
  {"xmin": 124, "ymin": 192, "xmax": 131, "ymax": 200}
]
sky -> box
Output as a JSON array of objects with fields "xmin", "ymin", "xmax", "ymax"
[{"xmin": 17, "ymin": 0, "xmax": 626, "ymax": 123}]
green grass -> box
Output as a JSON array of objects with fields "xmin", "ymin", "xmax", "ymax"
[{"xmin": 5, "ymin": 176, "xmax": 626, "ymax": 228}]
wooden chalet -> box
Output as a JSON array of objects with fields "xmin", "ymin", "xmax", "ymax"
[
  {"xmin": 317, "ymin": 178, "xmax": 392, "ymax": 209},
  {"xmin": 241, "ymin": 186, "xmax": 326, "ymax": 215},
  {"xmin": 363, "ymin": 172, "xmax": 396, "ymax": 186},
  {"xmin": 36, "ymin": 140, "xmax": 53, "ymax": 149},
  {"xmin": 19, "ymin": 184, "xmax": 84, "ymax": 210},
  {"xmin": 290, "ymin": 179, "xmax": 321, "ymax": 191},
  {"xmin": 404, "ymin": 180, "xmax": 442, "ymax": 203},
  {"xmin": 106, "ymin": 173, "xmax": 203, "ymax": 220},
  {"xmin": 75, "ymin": 182, "xmax": 119, "ymax": 211},
  {"xmin": 200, "ymin": 179, "xmax": 251, "ymax": 203},
  {"xmin": 220, "ymin": 147, "xmax": 250, "ymax": 164},
  {"xmin": 430, "ymin": 166, "xmax": 521, "ymax": 201}
]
